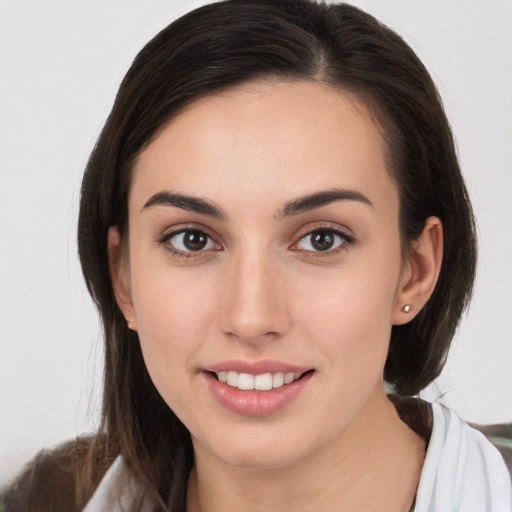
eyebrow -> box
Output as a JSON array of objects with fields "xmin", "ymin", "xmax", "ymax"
[
  {"xmin": 142, "ymin": 191, "xmax": 226, "ymax": 219},
  {"xmin": 141, "ymin": 188, "xmax": 373, "ymax": 220},
  {"xmin": 276, "ymin": 188, "xmax": 373, "ymax": 219}
]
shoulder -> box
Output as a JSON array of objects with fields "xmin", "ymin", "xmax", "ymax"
[
  {"xmin": 0, "ymin": 435, "xmax": 117, "ymax": 512},
  {"xmin": 82, "ymin": 456, "xmax": 155, "ymax": 512},
  {"xmin": 416, "ymin": 402, "xmax": 512, "ymax": 511},
  {"xmin": 471, "ymin": 422, "xmax": 512, "ymax": 479},
  {"xmin": 387, "ymin": 394, "xmax": 512, "ymax": 510},
  {"xmin": 428, "ymin": 402, "xmax": 511, "ymax": 482},
  {"xmin": 388, "ymin": 393, "xmax": 512, "ymax": 480}
]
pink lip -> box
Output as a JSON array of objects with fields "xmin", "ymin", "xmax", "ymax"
[
  {"xmin": 203, "ymin": 360, "xmax": 314, "ymax": 417},
  {"xmin": 205, "ymin": 359, "xmax": 310, "ymax": 375}
]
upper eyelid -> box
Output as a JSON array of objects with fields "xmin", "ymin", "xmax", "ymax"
[
  {"xmin": 158, "ymin": 224, "xmax": 219, "ymax": 242},
  {"xmin": 293, "ymin": 223, "xmax": 354, "ymax": 243},
  {"xmin": 301, "ymin": 226, "xmax": 351, "ymax": 238}
]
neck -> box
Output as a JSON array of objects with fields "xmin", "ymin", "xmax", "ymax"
[{"xmin": 186, "ymin": 385, "xmax": 425, "ymax": 512}]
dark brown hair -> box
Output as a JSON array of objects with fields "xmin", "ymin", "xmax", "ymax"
[{"xmin": 7, "ymin": 1, "xmax": 478, "ymax": 510}]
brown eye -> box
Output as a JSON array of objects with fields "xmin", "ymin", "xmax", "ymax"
[
  {"xmin": 297, "ymin": 229, "xmax": 346, "ymax": 252},
  {"xmin": 167, "ymin": 230, "xmax": 217, "ymax": 252}
]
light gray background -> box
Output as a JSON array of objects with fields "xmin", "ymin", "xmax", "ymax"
[{"xmin": 1, "ymin": 0, "xmax": 511, "ymax": 486}]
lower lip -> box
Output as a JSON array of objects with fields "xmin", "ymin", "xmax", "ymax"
[{"xmin": 204, "ymin": 371, "xmax": 313, "ymax": 416}]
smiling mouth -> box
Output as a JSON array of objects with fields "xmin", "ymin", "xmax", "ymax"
[{"xmin": 211, "ymin": 370, "xmax": 312, "ymax": 391}]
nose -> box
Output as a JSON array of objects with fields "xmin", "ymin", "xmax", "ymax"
[{"xmin": 218, "ymin": 250, "xmax": 291, "ymax": 344}]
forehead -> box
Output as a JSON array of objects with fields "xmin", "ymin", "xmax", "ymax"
[{"xmin": 130, "ymin": 80, "xmax": 398, "ymax": 214}]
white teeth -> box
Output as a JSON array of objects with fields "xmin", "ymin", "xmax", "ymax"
[
  {"xmin": 227, "ymin": 371, "xmax": 238, "ymax": 386},
  {"xmin": 272, "ymin": 372, "xmax": 284, "ymax": 388},
  {"xmin": 237, "ymin": 373, "xmax": 254, "ymax": 390},
  {"xmin": 284, "ymin": 372, "xmax": 295, "ymax": 384},
  {"xmin": 254, "ymin": 373, "xmax": 273, "ymax": 391},
  {"xmin": 215, "ymin": 370, "xmax": 305, "ymax": 390}
]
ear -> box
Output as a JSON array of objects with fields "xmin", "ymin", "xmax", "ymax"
[
  {"xmin": 393, "ymin": 216, "xmax": 443, "ymax": 325},
  {"xmin": 108, "ymin": 227, "xmax": 137, "ymax": 331}
]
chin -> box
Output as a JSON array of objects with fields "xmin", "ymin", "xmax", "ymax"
[
  {"xmin": 219, "ymin": 447, "xmax": 304, "ymax": 470},
  {"xmin": 195, "ymin": 424, "xmax": 320, "ymax": 470}
]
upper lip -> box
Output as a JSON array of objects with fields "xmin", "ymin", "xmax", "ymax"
[{"xmin": 205, "ymin": 359, "xmax": 312, "ymax": 375}]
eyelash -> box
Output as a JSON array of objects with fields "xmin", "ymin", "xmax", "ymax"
[
  {"xmin": 157, "ymin": 226, "xmax": 221, "ymax": 259},
  {"xmin": 293, "ymin": 225, "xmax": 354, "ymax": 257},
  {"xmin": 157, "ymin": 225, "xmax": 354, "ymax": 259}
]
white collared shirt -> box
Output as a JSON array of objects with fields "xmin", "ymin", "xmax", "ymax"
[{"xmin": 84, "ymin": 402, "xmax": 512, "ymax": 512}]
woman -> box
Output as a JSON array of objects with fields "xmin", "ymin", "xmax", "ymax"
[{"xmin": 2, "ymin": 1, "xmax": 511, "ymax": 511}]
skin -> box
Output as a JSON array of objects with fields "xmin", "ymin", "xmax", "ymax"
[{"xmin": 110, "ymin": 80, "xmax": 443, "ymax": 511}]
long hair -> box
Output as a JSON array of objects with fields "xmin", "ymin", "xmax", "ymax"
[{"xmin": 76, "ymin": 0, "xmax": 477, "ymax": 509}]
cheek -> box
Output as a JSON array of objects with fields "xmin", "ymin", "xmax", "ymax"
[
  {"xmin": 294, "ymin": 251, "xmax": 401, "ymax": 372},
  {"xmin": 128, "ymin": 257, "xmax": 219, "ymax": 385}
]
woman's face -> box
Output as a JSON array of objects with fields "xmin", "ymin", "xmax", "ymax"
[{"xmin": 115, "ymin": 80, "xmax": 413, "ymax": 469}]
